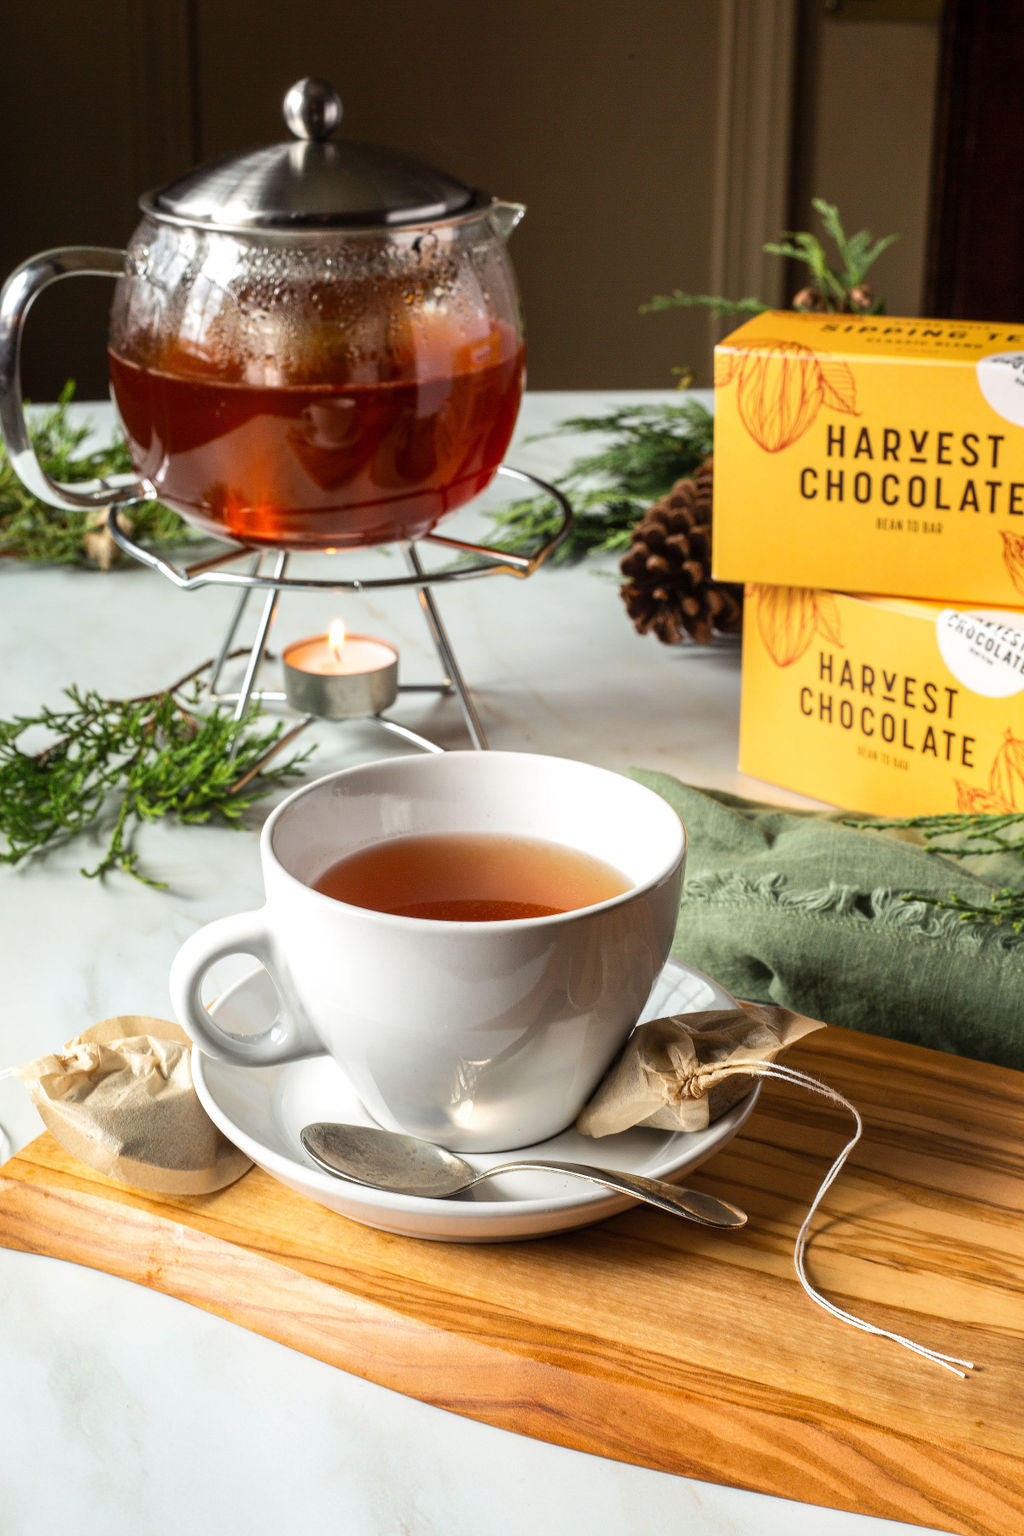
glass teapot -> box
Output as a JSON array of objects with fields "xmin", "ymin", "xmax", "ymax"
[{"xmin": 0, "ymin": 80, "xmax": 526, "ymax": 551}]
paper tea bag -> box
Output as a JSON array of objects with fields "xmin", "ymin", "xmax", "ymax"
[
  {"xmin": 576, "ymin": 1004, "xmax": 825, "ymax": 1137},
  {"xmin": 9, "ymin": 1016, "xmax": 251, "ymax": 1194},
  {"xmin": 575, "ymin": 1004, "xmax": 978, "ymax": 1380}
]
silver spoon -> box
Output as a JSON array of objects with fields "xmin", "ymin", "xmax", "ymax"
[{"xmin": 300, "ymin": 1121, "xmax": 747, "ymax": 1228}]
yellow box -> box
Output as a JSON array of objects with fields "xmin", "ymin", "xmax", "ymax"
[
  {"xmin": 713, "ymin": 311, "xmax": 1024, "ymax": 605},
  {"xmin": 738, "ymin": 586, "xmax": 1024, "ymax": 816}
]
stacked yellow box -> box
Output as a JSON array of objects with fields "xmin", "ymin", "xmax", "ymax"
[{"xmin": 712, "ymin": 311, "xmax": 1024, "ymax": 814}]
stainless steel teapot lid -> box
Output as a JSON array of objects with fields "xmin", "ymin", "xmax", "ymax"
[{"xmin": 142, "ymin": 78, "xmax": 488, "ymax": 232}]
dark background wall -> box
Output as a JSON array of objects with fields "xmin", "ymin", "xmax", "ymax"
[{"xmin": 1, "ymin": 1, "xmax": 942, "ymax": 402}]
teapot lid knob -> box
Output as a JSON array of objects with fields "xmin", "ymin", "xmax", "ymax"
[
  {"xmin": 145, "ymin": 77, "xmax": 489, "ymax": 229},
  {"xmin": 283, "ymin": 78, "xmax": 343, "ymax": 141}
]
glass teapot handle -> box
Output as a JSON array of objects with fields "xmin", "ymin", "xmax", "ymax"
[{"xmin": 0, "ymin": 246, "xmax": 148, "ymax": 511}]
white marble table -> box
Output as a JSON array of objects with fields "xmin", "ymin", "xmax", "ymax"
[{"xmin": 0, "ymin": 393, "xmax": 953, "ymax": 1536}]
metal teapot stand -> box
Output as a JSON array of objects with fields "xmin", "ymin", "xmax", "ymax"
[{"xmin": 108, "ymin": 465, "xmax": 572, "ymax": 754}]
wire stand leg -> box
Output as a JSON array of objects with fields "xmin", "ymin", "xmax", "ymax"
[
  {"xmin": 403, "ymin": 540, "xmax": 488, "ymax": 750},
  {"xmin": 206, "ymin": 552, "xmax": 264, "ymax": 701},
  {"xmin": 374, "ymin": 717, "xmax": 445, "ymax": 754},
  {"xmin": 230, "ymin": 550, "xmax": 290, "ymax": 741}
]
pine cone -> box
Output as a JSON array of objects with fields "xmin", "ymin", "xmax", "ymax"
[
  {"xmin": 619, "ymin": 457, "xmax": 743, "ymax": 645},
  {"xmin": 82, "ymin": 507, "xmax": 134, "ymax": 571},
  {"xmin": 792, "ymin": 286, "xmax": 826, "ymax": 312}
]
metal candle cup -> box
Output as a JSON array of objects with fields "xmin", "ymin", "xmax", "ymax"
[{"xmin": 282, "ymin": 632, "xmax": 399, "ymax": 719}]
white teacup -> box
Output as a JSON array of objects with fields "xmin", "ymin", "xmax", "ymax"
[{"xmin": 170, "ymin": 751, "xmax": 685, "ymax": 1152}]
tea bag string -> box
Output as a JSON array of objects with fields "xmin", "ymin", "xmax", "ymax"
[{"xmin": 745, "ymin": 1060, "xmax": 976, "ymax": 1379}]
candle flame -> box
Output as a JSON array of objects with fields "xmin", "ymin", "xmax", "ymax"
[{"xmin": 328, "ymin": 618, "xmax": 346, "ymax": 664}]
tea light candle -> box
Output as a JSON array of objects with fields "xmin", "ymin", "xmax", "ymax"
[{"xmin": 283, "ymin": 621, "xmax": 399, "ymax": 719}]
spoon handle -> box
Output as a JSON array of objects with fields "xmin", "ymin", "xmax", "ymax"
[{"xmin": 472, "ymin": 1159, "xmax": 747, "ymax": 1228}]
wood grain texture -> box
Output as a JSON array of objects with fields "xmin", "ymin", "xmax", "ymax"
[{"xmin": 2, "ymin": 1024, "xmax": 1022, "ymax": 1534}]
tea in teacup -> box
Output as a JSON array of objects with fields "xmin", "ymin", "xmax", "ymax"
[{"xmin": 312, "ymin": 831, "xmax": 632, "ymax": 921}]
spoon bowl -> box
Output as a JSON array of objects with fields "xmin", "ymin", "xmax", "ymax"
[{"xmin": 300, "ymin": 1121, "xmax": 747, "ymax": 1229}]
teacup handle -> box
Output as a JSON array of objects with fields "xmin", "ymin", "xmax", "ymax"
[
  {"xmin": 169, "ymin": 910, "xmax": 323, "ymax": 1067},
  {"xmin": 0, "ymin": 246, "xmax": 149, "ymax": 511}
]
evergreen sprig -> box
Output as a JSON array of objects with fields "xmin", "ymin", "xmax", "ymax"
[
  {"xmin": 0, "ymin": 671, "xmax": 313, "ymax": 885},
  {"xmin": 642, "ymin": 198, "xmax": 898, "ymax": 321},
  {"xmin": 0, "ymin": 382, "xmax": 193, "ymax": 565},
  {"xmin": 764, "ymin": 199, "xmax": 898, "ymax": 311},
  {"xmin": 905, "ymin": 887, "xmax": 1024, "ymax": 933},
  {"xmin": 486, "ymin": 399, "xmax": 715, "ymax": 562},
  {"xmin": 861, "ymin": 809, "xmax": 1024, "ymax": 860},
  {"xmin": 639, "ymin": 292, "xmax": 770, "ymax": 323},
  {"xmin": 850, "ymin": 810, "xmax": 1024, "ymax": 930}
]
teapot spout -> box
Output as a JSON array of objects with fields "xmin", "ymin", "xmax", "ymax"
[{"xmin": 487, "ymin": 201, "xmax": 526, "ymax": 242}]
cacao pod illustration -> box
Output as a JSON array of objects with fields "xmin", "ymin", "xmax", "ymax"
[
  {"xmin": 714, "ymin": 349, "xmax": 739, "ymax": 388},
  {"xmin": 751, "ymin": 584, "xmax": 844, "ymax": 667},
  {"xmin": 1000, "ymin": 529, "xmax": 1024, "ymax": 596},
  {"xmin": 724, "ymin": 340, "xmax": 859, "ymax": 453},
  {"xmin": 955, "ymin": 779, "xmax": 1012, "ymax": 815},
  {"xmin": 988, "ymin": 728, "xmax": 1024, "ymax": 809},
  {"xmin": 811, "ymin": 590, "xmax": 842, "ymax": 647}
]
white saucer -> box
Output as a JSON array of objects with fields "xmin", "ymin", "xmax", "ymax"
[{"xmin": 192, "ymin": 958, "xmax": 759, "ymax": 1243}]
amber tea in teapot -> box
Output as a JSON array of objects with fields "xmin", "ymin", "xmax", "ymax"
[{"xmin": 108, "ymin": 319, "xmax": 523, "ymax": 550}]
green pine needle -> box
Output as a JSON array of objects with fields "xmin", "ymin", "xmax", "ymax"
[
  {"xmin": 639, "ymin": 293, "xmax": 770, "ymax": 321},
  {"xmin": 0, "ymin": 678, "xmax": 314, "ymax": 886},
  {"xmin": 0, "ymin": 381, "xmax": 194, "ymax": 565},
  {"xmin": 903, "ymin": 887, "xmax": 1024, "ymax": 933},
  {"xmin": 486, "ymin": 400, "xmax": 715, "ymax": 562},
  {"xmin": 858, "ymin": 809, "xmax": 1024, "ymax": 859},
  {"xmin": 643, "ymin": 197, "xmax": 898, "ymax": 322},
  {"xmin": 849, "ymin": 810, "xmax": 1024, "ymax": 930}
]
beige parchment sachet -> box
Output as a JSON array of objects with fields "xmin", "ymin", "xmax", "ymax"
[
  {"xmin": 4, "ymin": 1015, "xmax": 252, "ymax": 1194},
  {"xmin": 576, "ymin": 1003, "xmax": 825, "ymax": 1138}
]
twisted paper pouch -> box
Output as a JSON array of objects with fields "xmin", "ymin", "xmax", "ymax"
[
  {"xmin": 576, "ymin": 1004, "xmax": 824, "ymax": 1137},
  {"xmin": 6, "ymin": 1016, "xmax": 251, "ymax": 1194}
]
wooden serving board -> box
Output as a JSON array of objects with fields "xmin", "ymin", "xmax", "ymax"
[{"xmin": 2, "ymin": 1024, "xmax": 1022, "ymax": 1535}]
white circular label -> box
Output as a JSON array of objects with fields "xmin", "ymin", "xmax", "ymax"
[
  {"xmin": 936, "ymin": 608, "xmax": 1024, "ymax": 697},
  {"xmin": 976, "ymin": 351, "xmax": 1024, "ymax": 427}
]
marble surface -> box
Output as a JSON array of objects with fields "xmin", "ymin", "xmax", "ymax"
[{"xmin": 0, "ymin": 393, "xmax": 954, "ymax": 1536}]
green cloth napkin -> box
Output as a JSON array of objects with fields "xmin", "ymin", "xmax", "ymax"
[{"xmin": 632, "ymin": 770, "xmax": 1024, "ymax": 1071}]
